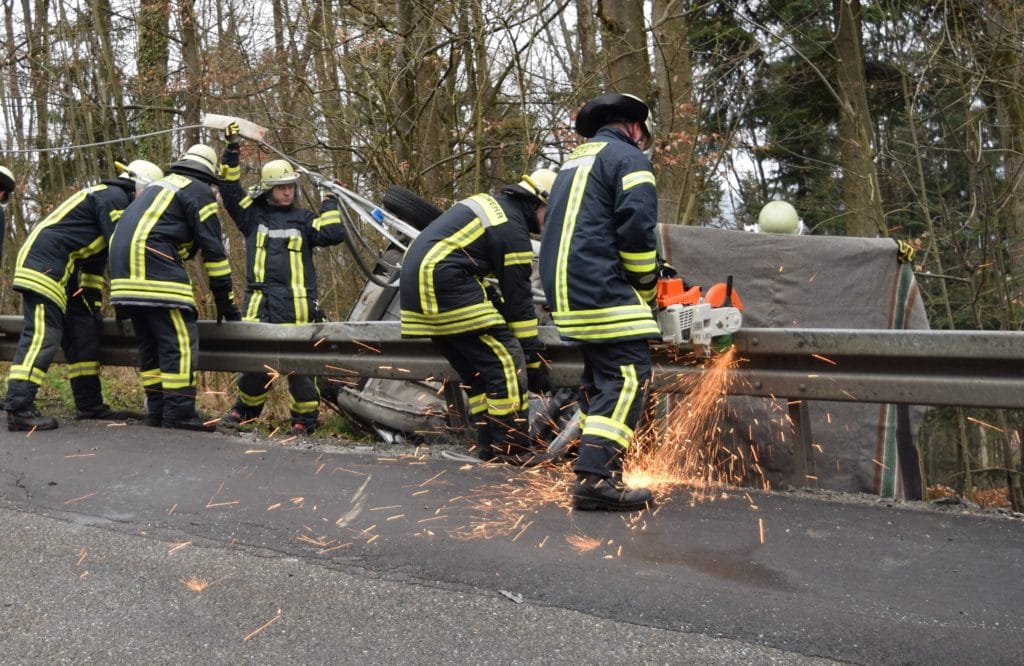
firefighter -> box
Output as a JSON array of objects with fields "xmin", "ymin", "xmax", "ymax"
[
  {"xmin": 108, "ymin": 145, "xmax": 241, "ymax": 431},
  {"xmin": 216, "ymin": 123, "xmax": 345, "ymax": 436},
  {"xmin": 4, "ymin": 160, "xmax": 163, "ymax": 431},
  {"xmin": 538, "ymin": 92, "xmax": 658, "ymax": 511},
  {"xmin": 0, "ymin": 165, "xmax": 14, "ymax": 261},
  {"xmin": 400, "ymin": 169, "xmax": 556, "ymax": 464}
]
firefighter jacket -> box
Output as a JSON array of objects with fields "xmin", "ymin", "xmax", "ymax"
[
  {"xmin": 399, "ymin": 189, "xmax": 542, "ymax": 357},
  {"xmin": 13, "ymin": 179, "xmax": 134, "ymax": 312},
  {"xmin": 538, "ymin": 127, "xmax": 661, "ymax": 343},
  {"xmin": 219, "ymin": 148, "xmax": 344, "ymax": 324},
  {"xmin": 108, "ymin": 170, "xmax": 233, "ymax": 310}
]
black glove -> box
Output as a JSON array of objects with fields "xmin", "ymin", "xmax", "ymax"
[
  {"xmin": 224, "ymin": 121, "xmax": 242, "ymax": 149},
  {"xmin": 657, "ymin": 257, "xmax": 678, "ymax": 278},
  {"xmin": 214, "ymin": 291, "xmax": 242, "ymax": 323},
  {"xmin": 526, "ymin": 355, "xmax": 552, "ymax": 394}
]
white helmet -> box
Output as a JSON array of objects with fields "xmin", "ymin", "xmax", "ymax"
[
  {"xmin": 260, "ymin": 159, "xmax": 300, "ymax": 192},
  {"xmin": 758, "ymin": 200, "xmax": 801, "ymax": 234},
  {"xmin": 173, "ymin": 144, "xmax": 219, "ymax": 177},
  {"xmin": 0, "ymin": 165, "xmax": 14, "ymax": 204},
  {"xmin": 518, "ymin": 168, "xmax": 558, "ymax": 205},
  {"xmin": 118, "ymin": 159, "xmax": 164, "ymax": 185}
]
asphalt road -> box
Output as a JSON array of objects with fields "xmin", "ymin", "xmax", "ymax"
[{"xmin": 0, "ymin": 421, "xmax": 1021, "ymax": 664}]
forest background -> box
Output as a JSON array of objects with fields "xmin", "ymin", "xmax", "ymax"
[{"xmin": 1, "ymin": 0, "xmax": 1023, "ymax": 505}]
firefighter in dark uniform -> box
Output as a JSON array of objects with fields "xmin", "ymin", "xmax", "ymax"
[
  {"xmin": 400, "ymin": 169, "xmax": 557, "ymax": 464},
  {"xmin": 4, "ymin": 160, "xmax": 163, "ymax": 432},
  {"xmin": 538, "ymin": 93, "xmax": 658, "ymax": 511},
  {"xmin": 108, "ymin": 144, "xmax": 241, "ymax": 431},
  {"xmin": 217, "ymin": 123, "xmax": 345, "ymax": 435}
]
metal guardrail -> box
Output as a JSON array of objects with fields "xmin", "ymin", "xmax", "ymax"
[{"xmin": 3, "ymin": 315, "xmax": 1024, "ymax": 409}]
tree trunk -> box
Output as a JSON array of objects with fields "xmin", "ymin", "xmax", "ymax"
[
  {"xmin": 136, "ymin": 0, "xmax": 171, "ymax": 159},
  {"xmin": 597, "ymin": 0, "xmax": 649, "ymax": 96},
  {"xmin": 652, "ymin": 0, "xmax": 697, "ymax": 226},
  {"xmin": 833, "ymin": 0, "xmax": 885, "ymax": 237},
  {"xmin": 178, "ymin": 0, "xmax": 202, "ymax": 146}
]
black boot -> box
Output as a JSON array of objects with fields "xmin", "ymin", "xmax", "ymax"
[
  {"xmin": 572, "ymin": 474, "xmax": 653, "ymax": 512},
  {"xmin": 7, "ymin": 408, "xmax": 59, "ymax": 432},
  {"xmin": 162, "ymin": 412, "xmax": 215, "ymax": 432},
  {"xmin": 76, "ymin": 404, "xmax": 141, "ymax": 421}
]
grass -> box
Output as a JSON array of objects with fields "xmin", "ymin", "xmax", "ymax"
[{"xmin": 0, "ymin": 361, "xmax": 372, "ymax": 442}]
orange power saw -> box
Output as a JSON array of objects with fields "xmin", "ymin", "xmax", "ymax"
[{"xmin": 655, "ymin": 272, "xmax": 743, "ymax": 355}]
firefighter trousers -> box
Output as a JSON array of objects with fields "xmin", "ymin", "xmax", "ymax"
[
  {"xmin": 433, "ymin": 328, "xmax": 533, "ymax": 458},
  {"xmin": 123, "ymin": 305, "xmax": 200, "ymax": 425},
  {"xmin": 574, "ymin": 340, "xmax": 652, "ymax": 479},
  {"xmin": 231, "ymin": 371, "xmax": 321, "ymax": 429}
]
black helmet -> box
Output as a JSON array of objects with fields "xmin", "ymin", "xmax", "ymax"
[
  {"xmin": 0, "ymin": 165, "xmax": 14, "ymax": 204},
  {"xmin": 574, "ymin": 93, "xmax": 650, "ymax": 138}
]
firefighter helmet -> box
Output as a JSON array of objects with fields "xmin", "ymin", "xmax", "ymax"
[
  {"xmin": 118, "ymin": 159, "xmax": 164, "ymax": 185},
  {"xmin": 260, "ymin": 160, "xmax": 300, "ymax": 191},
  {"xmin": 518, "ymin": 169, "xmax": 558, "ymax": 205},
  {"xmin": 575, "ymin": 92, "xmax": 650, "ymax": 139},
  {"xmin": 171, "ymin": 144, "xmax": 218, "ymax": 178},
  {"xmin": 0, "ymin": 165, "xmax": 14, "ymax": 204},
  {"xmin": 758, "ymin": 200, "xmax": 801, "ymax": 234}
]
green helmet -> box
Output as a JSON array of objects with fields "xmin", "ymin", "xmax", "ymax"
[
  {"xmin": 0, "ymin": 165, "xmax": 14, "ymax": 204},
  {"xmin": 260, "ymin": 160, "xmax": 300, "ymax": 192},
  {"xmin": 758, "ymin": 200, "xmax": 801, "ymax": 234}
]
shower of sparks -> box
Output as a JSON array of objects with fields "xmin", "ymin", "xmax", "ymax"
[
  {"xmin": 566, "ymin": 534, "xmax": 601, "ymax": 552},
  {"xmin": 181, "ymin": 575, "xmax": 210, "ymax": 592}
]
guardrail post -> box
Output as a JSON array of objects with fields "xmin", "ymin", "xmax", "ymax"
[{"xmin": 787, "ymin": 400, "xmax": 817, "ymax": 488}]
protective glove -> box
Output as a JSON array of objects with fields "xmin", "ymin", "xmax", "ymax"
[
  {"xmin": 224, "ymin": 121, "xmax": 242, "ymax": 149},
  {"xmin": 656, "ymin": 257, "xmax": 678, "ymax": 278},
  {"xmin": 896, "ymin": 239, "xmax": 916, "ymax": 265},
  {"xmin": 525, "ymin": 354, "xmax": 552, "ymax": 394},
  {"xmin": 214, "ymin": 291, "xmax": 242, "ymax": 323}
]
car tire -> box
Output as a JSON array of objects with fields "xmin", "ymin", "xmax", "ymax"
[{"xmin": 382, "ymin": 185, "xmax": 443, "ymax": 231}]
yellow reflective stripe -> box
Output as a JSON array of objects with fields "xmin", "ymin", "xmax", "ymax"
[
  {"xmin": 67, "ymin": 361, "xmax": 101, "ymax": 379},
  {"xmin": 289, "ymin": 236, "xmax": 307, "ymax": 323},
  {"xmin": 17, "ymin": 189, "xmax": 92, "ymax": 270},
  {"xmin": 418, "ymin": 219, "xmax": 485, "ymax": 313},
  {"xmin": 244, "ymin": 291, "xmax": 262, "ymax": 321},
  {"xmin": 240, "ymin": 195, "xmax": 253, "ymax": 209},
  {"xmin": 313, "ymin": 208, "xmax": 340, "ymax": 230},
  {"xmin": 141, "ymin": 368, "xmax": 162, "ymax": 387},
  {"xmin": 130, "ymin": 186, "xmax": 176, "ymax": 282},
  {"xmin": 110, "ymin": 277, "xmax": 195, "ymax": 299},
  {"xmin": 566, "ymin": 141, "xmax": 606, "ymax": 160},
  {"xmin": 204, "ymin": 258, "xmax": 230, "ymax": 277},
  {"xmin": 239, "ymin": 388, "xmax": 266, "ymax": 407},
  {"xmin": 504, "ymin": 250, "xmax": 533, "ymax": 267},
  {"xmin": 253, "ymin": 231, "xmax": 266, "ymax": 282},
  {"xmin": 20, "ymin": 303, "xmax": 48, "ymax": 379},
  {"xmin": 619, "ymin": 249, "xmax": 657, "ymax": 273},
  {"xmin": 554, "ymin": 165, "xmax": 592, "ymax": 311},
  {"xmin": 8, "ymin": 365, "xmax": 47, "ymax": 384},
  {"xmin": 480, "ymin": 334, "xmax": 521, "ymax": 416},
  {"xmin": 612, "ymin": 364, "xmax": 639, "ymax": 425},
  {"xmin": 508, "ymin": 318, "xmax": 538, "ymax": 338},
  {"xmin": 79, "ymin": 273, "xmax": 105, "ymax": 290},
  {"xmin": 110, "ymin": 209, "xmax": 123, "ymax": 222},
  {"xmin": 13, "ymin": 270, "xmax": 67, "ymax": 310},
  {"xmin": 622, "ymin": 170, "xmax": 655, "ymax": 190},
  {"xmin": 199, "ymin": 202, "xmax": 218, "ymax": 222},
  {"xmin": 290, "ymin": 397, "xmax": 319, "ymax": 414},
  {"xmin": 162, "ymin": 308, "xmax": 193, "ymax": 389},
  {"xmin": 400, "ymin": 312, "xmax": 506, "ymax": 336},
  {"xmin": 583, "ymin": 414, "xmax": 634, "ymax": 449},
  {"xmin": 223, "ymin": 164, "xmax": 241, "ymax": 181},
  {"xmin": 468, "ymin": 392, "xmax": 487, "ymax": 415}
]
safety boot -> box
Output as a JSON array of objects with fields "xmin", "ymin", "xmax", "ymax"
[
  {"xmin": 7, "ymin": 408, "xmax": 59, "ymax": 432},
  {"xmin": 75, "ymin": 404, "xmax": 136, "ymax": 421},
  {"xmin": 219, "ymin": 408, "xmax": 245, "ymax": 427},
  {"xmin": 572, "ymin": 474, "xmax": 653, "ymax": 512},
  {"xmin": 163, "ymin": 413, "xmax": 216, "ymax": 432},
  {"xmin": 289, "ymin": 422, "xmax": 315, "ymax": 437}
]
